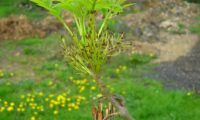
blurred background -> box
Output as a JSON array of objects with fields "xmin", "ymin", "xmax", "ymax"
[{"xmin": 0, "ymin": 0, "xmax": 200, "ymax": 120}]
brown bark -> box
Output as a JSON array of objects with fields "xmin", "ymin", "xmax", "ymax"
[{"xmin": 94, "ymin": 75, "xmax": 135, "ymax": 120}]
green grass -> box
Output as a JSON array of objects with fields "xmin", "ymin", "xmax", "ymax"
[
  {"xmin": 190, "ymin": 16, "xmax": 200, "ymax": 35},
  {"xmin": 0, "ymin": 0, "xmax": 45, "ymax": 20},
  {"xmin": 0, "ymin": 34, "xmax": 200, "ymax": 120},
  {"xmin": 185, "ymin": 0, "xmax": 200, "ymax": 3},
  {"xmin": 190, "ymin": 23, "xmax": 200, "ymax": 35}
]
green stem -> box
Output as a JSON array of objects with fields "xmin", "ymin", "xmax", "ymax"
[{"xmin": 57, "ymin": 17, "xmax": 74, "ymax": 38}]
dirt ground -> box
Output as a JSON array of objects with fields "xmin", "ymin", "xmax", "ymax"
[{"xmin": 123, "ymin": 0, "xmax": 200, "ymax": 92}]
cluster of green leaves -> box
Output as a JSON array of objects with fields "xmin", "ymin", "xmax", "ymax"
[{"xmin": 31, "ymin": 0, "xmax": 131, "ymax": 76}]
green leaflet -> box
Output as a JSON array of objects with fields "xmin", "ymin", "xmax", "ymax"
[{"xmin": 31, "ymin": 0, "xmax": 130, "ymax": 75}]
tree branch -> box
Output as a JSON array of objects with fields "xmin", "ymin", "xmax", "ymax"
[
  {"xmin": 103, "ymin": 112, "xmax": 120, "ymax": 120},
  {"xmin": 94, "ymin": 75, "xmax": 135, "ymax": 120}
]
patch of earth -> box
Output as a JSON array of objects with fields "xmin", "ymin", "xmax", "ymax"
[
  {"xmin": 0, "ymin": 12, "xmax": 72, "ymax": 41},
  {"xmin": 123, "ymin": 0, "xmax": 200, "ymax": 92},
  {"xmin": 123, "ymin": 0, "xmax": 200, "ymax": 42}
]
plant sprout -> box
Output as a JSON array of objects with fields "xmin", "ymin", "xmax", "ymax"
[{"xmin": 31, "ymin": 0, "xmax": 135, "ymax": 120}]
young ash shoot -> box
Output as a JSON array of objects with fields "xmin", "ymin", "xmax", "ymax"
[{"xmin": 31, "ymin": 0, "xmax": 135, "ymax": 120}]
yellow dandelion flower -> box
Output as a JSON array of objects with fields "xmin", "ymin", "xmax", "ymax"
[
  {"xmin": 7, "ymin": 106, "xmax": 14, "ymax": 112},
  {"xmin": 49, "ymin": 103, "xmax": 54, "ymax": 108},
  {"xmin": 4, "ymin": 101, "xmax": 8, "ymax": 106},
  {"xmin": 49, "ymin": 94, "xmax": 54, "ymax": 98},
  {"xmin": 54, "ymin": 101, "xmax": 59, "ymax": 105},
  {"xmin": 17, "ymin": 108, "xmax": 21, "ymax": 112},
  {"xmin": 10, "ymin": 73, "xmax": 14, "ymax": 77},
  {"xmin": 21, "ymin": 108, "xmax": 25, "ymax": 112},
  {"xmin": 21, "ymin": 95, "xmax": 25, "ymax": 99},
  {"xmin": 97, "ymin": 94, "xmax": 103, "ymax": 98},
  {"xmin": 19, "ymin": 103, "xmax": 24, "ymax": 108},
  {"xmin": 27, "ymin": 93, "xmax": 31, "ymax": 97},
  {"xmin": 10, "ymin": 102, "xmax": 15, "ymax": 106},
  {"xmin": 30, "ymin": 98, "xmax": 34, "ymax": 102},
  {"xmin": 0, "ymin": 72, "xmax": 4, "ymax": 77},
  {"xmin": 69, "ymin": 76, "xmax": 73, "ymax": 80},
  {"xmin": 68, "ymin": 108, "xmax": 72, "ymax": 111},
  {"xmin": 79, "ymin": 86, "xmax": 85, "ymax": 93},
  {"xmin": 74, "ymin": 105, "xmax": 79, "ymax": 110},
  {"xmin": 26, "ymin": 98, "xmax": 30, "ymax": 102},
  {"xmin": 31, "ymin": 116, "xmax": 35, "ymax": 120},
  {"xmin": 115, "ymin": 68, "xmax": 120, "ymax": 73},
  {"xmin": 91, "ymin": 86, "xmax": 96, "ymax": 91},
  {"xmin": 53, "ymin": 110, "xmax": 58, "ymax": 115},
  {"xmin": 0, "ymin": 107, "xmax": 5, "ymax": 112},
  {"xmin": 67, "ymin": 98, "xmax": 71, "ymax": 102},
  {"xmin": 187, "ymin": 92, "xmax": 192, "ymax": 96},
  {"xmin": 76, "ymin": 101, "xmax": 80, "ymax": 105},
  {"xmin": 121, "ymin": 66, "xmax": 127, "ymax": 71},
  {"xmin": 45, "ymin": 98, "xmax": 49, "ymax": 102},
  {"xmin": 34, "ymin": 112, "xmax": 38, "ymax": 116},
  {"xmin": 38, "ymin": 92, "xmax": 44, "ymax": 96},
  {"xmin": 48, "ymin": 81, "xmax": 53, "ymax": 86},
  {"xmin": 149, "ymin": 53, "xmax": 155, "ymax": 57},
  {"xmin": 54, "ymin": 64, "xmax": 59, "ymax": 68}
]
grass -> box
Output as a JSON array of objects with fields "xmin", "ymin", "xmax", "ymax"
[
  {"xmin": 190, "ymin": 16, "xmax": 200, "ymax": 35},
  {"xmin": 0, "ymin": 0, "xmax": 46, "ymax": 20},
  {"xmin": 190, "ymin": 23, "xmax": 200, "ymax": 35},
  {"xmin": 0, "ymin": 34, "xmax": 200, "ymax": 120}
]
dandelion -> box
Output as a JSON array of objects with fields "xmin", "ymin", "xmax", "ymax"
[
  {"xmin": 67, "ymin": 98, "xmax": 71, "ymax": 102},
  {"xmin": 0, "ymin": 72, "xmax": 4, "ymax": 77},
  {"xmin": 121, "ymin": 66, "xmax": 127, "ymax": 71},
  {"xmin": 19, "ymin": 103, "xmax": 24, "ymax": 108},
  {"xmin": 17, "ymin": 108, "xmax": 21, "ymax": 112},
  {"xmin": 30, "ymin": 98, "xmax": 35, "ymax": 102},
  {"xmin": 45, "ymin": 98, "xmax": 49, "ymax": 102},
  {"xmin": 34, "ymin": 112, "xmax": 38, "ymax": 116},
  {"xmin": 92, "ymin": 79, "xmax": 96, "ymax": 83},
  {"xmin": 79, "ymin": 86, "xmax": 85, "ymax": 93},
  {"xmin": 4, "ymin": 101, "xmax": 8, "ymax": 106},
  {"xmin": 48, "ymin": 81, "xmax": 53, "ymax": 86},
  {"xmin": 31, "ymin": 116, "xmax": 35, "ymax": 120},
  {"xmin": 68, "ymin": 108, "xmax": 72, "ymax": 111},
  {"xmin": 21, "ymin": 95, "xmax": 25, "ymax": 99},
  {"xmin": 38, "ymin": 92, "xmax": 44, "ymax": 96},
  {"xmin": 27, "ymin": 93, "xmax": 32, "ymax": 97},
  {"xmin": 97, "ymin": 94, "xmax": 103, "ymax": 98},
  {"xmin": 49, "ymin": 94, "xmax": 54, "ymax": 98},
  {"xmin": 61, "ymin": 104, "xmax": 65, "ymax": 107},
  {"xmin": 149, "ymin": 53, "xmax": 155, "ymax": 57},
  {"xmin": 187, "ymin": 92, "xmax": 192, "ymax": 96},
  {"xmin": 0, "ymin": 107, "xmax": 5, "ymax": 112},
  {"xmin": 115, "ymin": 68, "xmax": 120, "ymax": 73},
  {"xmin": 21, "ymin": 108, "xmax": 25, "ymax": 112},
  {"xmin": 10, "ymin": 102, "xmax": 15, "ymax": 106},
  {"xmin": 49, "ymin": 103, "xmax": 54, "ymax": 108},
  {"xmin": 54, "ymin": 64, "xmax": 59, "ymax": 68},
  {"xmin": 7, "ymin": 106, "xmax": 14, "ymax": 112},
  {"xmin": 91, "ymin": 86, "xmax": 96, "ymax": 91},
  {"xmin": 74, "ymin": 105, "xmax": 79, "ymax": 110},
  {"xmin": 53, "ymin": 110, "xmax": 59, "ymax": 115},
  {"xmin": 10, "ymin": 73, "xmax": 14, "ymax": 77},
  {"xmin": 69, "ymin": 76, "xmax": 73, "ymax": 80}
]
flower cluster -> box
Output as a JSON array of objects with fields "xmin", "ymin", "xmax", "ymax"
[
  {"xmin": 0, "ymin": 92, "xmax": 86, "ymax": 120},
  {"xmin": 115, "ymin": 65, "xmax": 127, "ymax": 74},
  {"xmin": 0, "ymin": 69, "xmax": 14, "ymax": 78}
]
